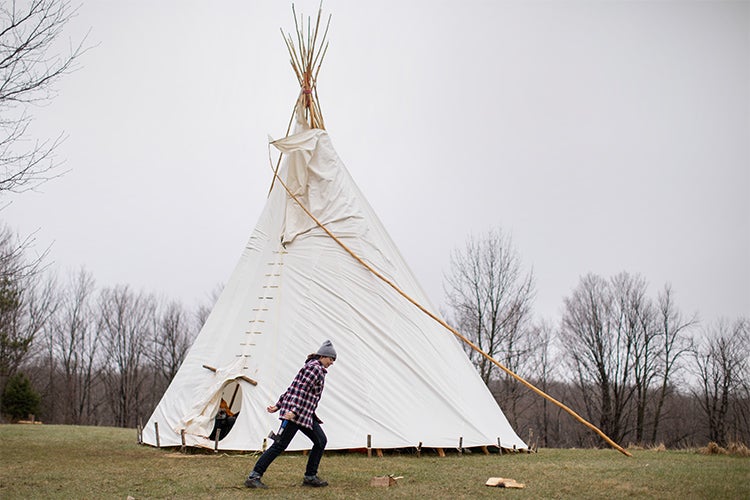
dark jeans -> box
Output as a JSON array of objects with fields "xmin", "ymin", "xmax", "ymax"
[{"xmin": 252, "ymin": 419, "xmax": 327, "ymax": 477}]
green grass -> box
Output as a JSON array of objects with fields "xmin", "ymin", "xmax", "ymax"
[{"xmin": 1, "ymin": 424, "xmax": 748, "ymax": 499}]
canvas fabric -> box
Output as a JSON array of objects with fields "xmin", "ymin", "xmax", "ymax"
[{"xmin": 142, "ymin": 113, "xmax": 527, "ymax": 451}]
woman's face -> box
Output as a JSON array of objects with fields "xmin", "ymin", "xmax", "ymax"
[{"xmin": 320, "ymin": 356, "xmax": 335, "ymax": 368}]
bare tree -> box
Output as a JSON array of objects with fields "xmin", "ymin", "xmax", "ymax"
[
  {"xmin": 613, "ymin": 272, "xmax": 657, "ymax": 444},
  {"xmin": 98, "ymin": 285, "xmax": 155, "ymax": 427},
  {"xmin": 0, "ymin": 224, "xmax": 54, "ymax": 395},
  {"xmin": 445, "ymin": 229, "xmax": 535, "ymax": 381},
  {"xmin": 0, "ymin": 0, "xmax": 87, "ymax": 194},
  {"xmin": 45, "ymin": 267, "xmax": 100, "ymax": 424},
  {"xmin": 735, "ymin": 357, "xmax": 750, "ymax": 446},
  {"xmin": 529, "ymin": 319, "xmax": 557, "ymax": 448},
  {"xmin": 649, "ymin": 284, "xmax": 695, "ymax": 443},
  {"xmin": 141, "ymin": 299, "xmax": 197, "ymax": 415},
  {"xmin": 194, "ymin": 282, "xmax": 223, "ymax": 331},
  {"xmin": 691, "ymin": 318, "xmax": 749, "ymax": 446},
  {"xmin": 560, "ymin": 272, "xmax": 656, "ymax": 443},
  {"xmin": 444, "ymin": 228, "xmax": 535, "ymax": 424},
  {"xmin": 152, "ymin": 299, "xmax": 193, "ymax": 382}
]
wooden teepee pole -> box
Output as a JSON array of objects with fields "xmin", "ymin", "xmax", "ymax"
[
  {"xmin": 268, "ymin": 4, "xmax": 329, "ymax": 196},
  {"xmin": 269, "ymin": 166, "xmax": 632, "ymax": 457},
  {"xmin": 282, "ymin": 3, "xmax": 330, "ymax": 131},
  {"xmin": 267, "ymin": 4, "xmax": 631, "ymax": 457}
]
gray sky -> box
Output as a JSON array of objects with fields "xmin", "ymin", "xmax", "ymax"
[{"xmin": 5, "ymin": 1, "xmax": 749, "ymax": 324}]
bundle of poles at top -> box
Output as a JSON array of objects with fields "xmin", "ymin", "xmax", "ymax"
[
  {"xmin": 282, "ymin": 3, "xmax": 330, "ymax": 131},
  {"xmin": 272, "ymin": 4, "xmax": 631, "ymax": 457},
  {"xmin": 268, "ymin": 4, "xmax": 330, "ymax": 195}
]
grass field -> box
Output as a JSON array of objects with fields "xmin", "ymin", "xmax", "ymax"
[{"xmin": 1, "ymin": 424, "xmax": 748, "ymax": 499}]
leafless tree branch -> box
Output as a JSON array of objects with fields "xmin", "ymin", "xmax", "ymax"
[{"xmin": 0, "ymin": 0, "xmax": 88, "ymax": 194}]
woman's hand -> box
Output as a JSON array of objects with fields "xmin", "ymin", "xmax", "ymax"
[
  {"xmin": 266, "ymin": 405, "xmax": 278, "ymax": 413},
  {"xmin": 282, "ymin": 411, "xmax": 296, "ymax": 420}
]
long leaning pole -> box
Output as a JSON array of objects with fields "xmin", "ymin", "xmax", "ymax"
[
  {"xmin": 268, "ymin": 126, "xmax": 632, "ymax": 458},
  {"xmin": 271, "ymin": 4, "xmax": 632, "ymax": 458}
]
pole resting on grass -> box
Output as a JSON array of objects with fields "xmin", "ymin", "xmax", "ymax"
[
  {"xmin": 269, "ymin": 6, "xmax": 630, "ymax": 456},
  {"xmin": 271, "ymin": 166, "xmax": 633, "ymax": 458}
]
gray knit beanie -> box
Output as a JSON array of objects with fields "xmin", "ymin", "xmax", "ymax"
[{"xmin": 316, "ymin": 340, "xmax": 337, "ymax": 360}]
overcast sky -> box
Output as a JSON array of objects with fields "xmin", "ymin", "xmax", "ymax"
[{"xmin": 4, "ymin": 1, "xmax": 749, "ymax": 326}]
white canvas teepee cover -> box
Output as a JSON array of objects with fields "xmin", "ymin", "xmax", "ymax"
[{"xmin": 142, "ymin": 114, "xmax": 527, "ymax": 452}]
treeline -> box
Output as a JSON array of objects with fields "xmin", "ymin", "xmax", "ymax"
[
  {"xmin": 1, "ymin": 0, "xmax": 746, "ymax": 452},
  {"xmin": 445, "ymin": 230, "xmax": 749, "ymax": 449},
  {"xmin": 0, "ymin": 225, "xmax": 213, "ymax": 428},
  {"xmin": 2, "ymin": 225, "xmax": 748, "ymax": 450}
]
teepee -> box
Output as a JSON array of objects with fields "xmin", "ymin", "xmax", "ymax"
[{"xmin": 141, "ymin": 8, "xmax": 527, "ymax": 453}]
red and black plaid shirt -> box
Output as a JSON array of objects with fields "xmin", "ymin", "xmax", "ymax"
[{"xmin": 275, "ymin": 358, "xmax": 327, "ymax": 429}]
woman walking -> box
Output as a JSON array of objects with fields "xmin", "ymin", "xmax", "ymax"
[{"xmin": 244, "ymin": 340, "xmax": 337, "ymax": 489}]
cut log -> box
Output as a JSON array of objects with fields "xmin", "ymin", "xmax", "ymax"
[
  {"xmin": 370, "ymin": 475, "xmax": 402, "ymax": 487},
  {"xmin": 485, "ymin": 477, "xmax": 525, "ymax": 488}
]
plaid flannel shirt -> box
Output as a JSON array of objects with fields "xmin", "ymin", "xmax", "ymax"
[{"xmin": 275, "ymin": 358, "xmax": 327, "ymax": 429}]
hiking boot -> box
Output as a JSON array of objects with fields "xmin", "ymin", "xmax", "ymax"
[
  {"xmin": 302, "ymin": 475, "xmax": 329, "ymax": 487},
  {"xmin": 244, "ymin": 475, "xmax": 268, "ymax": 489}
]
